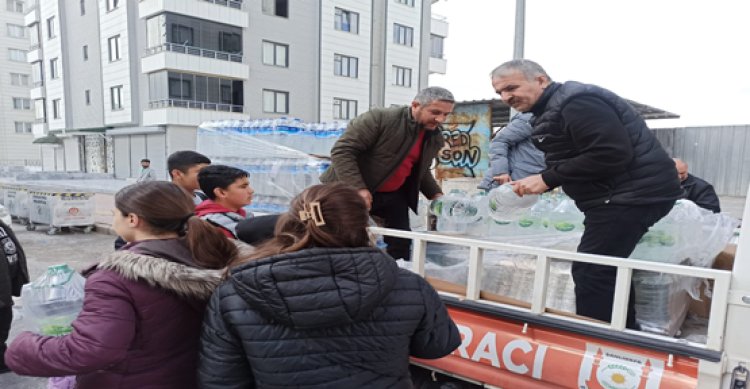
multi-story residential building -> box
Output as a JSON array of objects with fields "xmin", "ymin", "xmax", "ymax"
[
  {"xmin": 25, "ymin": 0, "xmax": 448, "ymax": 179},
  {"xmin": 0, "ymin": 0, "xmax": 38, "ymax": 167}
]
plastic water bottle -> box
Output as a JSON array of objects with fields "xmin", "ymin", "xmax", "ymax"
[{"xmin": 368, "ymin": 216, "xmax": 388, "ymax": 250}]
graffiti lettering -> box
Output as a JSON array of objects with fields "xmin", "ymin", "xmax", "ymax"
[{"xmin": 438, "ymin": 120, "xmax": 482, "ymax": 176}]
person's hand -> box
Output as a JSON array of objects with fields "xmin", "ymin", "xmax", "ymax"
[
  {"xmin": 493, "ymin": 174, "xmax": 511, "ymax": 185},
  {"xmin": 510, "ymin": 174, "xmax": 549, "ymax": 196},
  {"xmin": 358, "ymin": 188, "xmax": 373, "ymax": 209},
  {"xmin": 430, "ymin": 193, "xmax": 444, "ymax": 201}
]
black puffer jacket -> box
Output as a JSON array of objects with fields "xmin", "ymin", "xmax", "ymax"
[
  {"xmin": 198, "ymin": 247, "xmax": 460, "ymax": 389},
  {"xmin": 530, "ymin": 81, "xmax": 682, "ymax": 211}
]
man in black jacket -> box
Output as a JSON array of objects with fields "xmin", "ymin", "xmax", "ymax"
[
  {"xmin": 674, "ymin": 158, "xmax": 721, "ymax": 213},
  {"xmin": 0, "ymin": 220, "xmax": 29, "ymax": 373},
  {"xmin": 491, "ymin": 59, "xmax": 683, "ymax": 328}
]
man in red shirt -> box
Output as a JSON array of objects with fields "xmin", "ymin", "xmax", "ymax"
[{"xmin": 320, "ymin": 87, "xmax": 454, "ymax": 260}]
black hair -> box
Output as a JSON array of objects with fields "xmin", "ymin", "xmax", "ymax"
[
  {"xmin": 141, "ymin": 158, "xmax": 150, "ymax": 163},
  {"xmin": 167, "ymin": 151, "xmax": 211, "ymax": 179},
  {"xmin": 198, "ymin": 165, "xmax": 249, "ymax": 200}
]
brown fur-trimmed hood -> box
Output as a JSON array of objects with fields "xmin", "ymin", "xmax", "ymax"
[{"xmin": 97, "ymin": 250, "xmax": 223, "ymax": 301}]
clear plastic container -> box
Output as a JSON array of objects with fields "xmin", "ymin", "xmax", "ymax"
[
  {"xmin": 487, "ymin": 184, "xmax": 539, "ymax": 224},
  {"xmin": 21, "ymin": 264, "xmax": 85, "ymax": 336}
]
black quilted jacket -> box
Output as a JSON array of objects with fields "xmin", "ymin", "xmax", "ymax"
[{"xmin": 198, "ymin": 247, "xmax": 460, "ymax": 389}]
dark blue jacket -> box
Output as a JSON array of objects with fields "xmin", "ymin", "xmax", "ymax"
[
  {"xmin": 198, "ymin": 247, "xmax": 460, "ymax": 389},
  {"xmin": 529, "ymin": 81, "xmax": 682, "ymax": 211}
]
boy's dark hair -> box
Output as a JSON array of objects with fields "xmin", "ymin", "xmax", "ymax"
[
  {"xmin": 167, "ymin": 151, "xmax": 211, "ymax": 178},
  {"xmin": 198, "ymin": 165, "xmax": 248, "ymax": 200},
  {"xmin": 141, "ymin": 158, "xmax": 150, "ymax": 163}
]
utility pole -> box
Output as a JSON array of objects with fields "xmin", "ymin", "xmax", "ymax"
[
  {"xmin": 513, "ymin": 0, "xmax": 525, "ymax": 59},
  {"xmin": 509, "ymin": 0, "xmax": 526, "ymax": 118}
]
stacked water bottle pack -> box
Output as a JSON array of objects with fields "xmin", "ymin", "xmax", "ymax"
[
  {"xmin": 429, "ymin": 185, "xmax": 585, "ymax": 237},
  {"xmin": 196, "ymin": 118, "xmax": 345, "ymax": 213}
]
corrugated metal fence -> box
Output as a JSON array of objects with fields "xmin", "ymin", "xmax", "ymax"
[{"xmin": 653, "ymin": 125, "xmax": 750, "ymax": 196}]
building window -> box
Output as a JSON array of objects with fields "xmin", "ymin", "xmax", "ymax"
[
  {"xmin": 29, "ymin": 23, "xmax": 40, "ymax": 49},
  {"xmin": 148, "ymin": 71, "xmax": 243, "ymax": 110},
  {"xmin": 333, "ymin": 98, "xmax": 357, "ymax": 120},
  {"xmin": 85, "ymin": 90, "xmax": 91, "ymax": 105},
  {"xmin": 171, "ymin": 24, "xmax": 194, "ymax": 46},
  {"xmin": 334, "ymin": 54, "xmax": 358, "ymax": 78},
  {"xmin": 46, "ymin": 17, "xmax": 55, "ymax": 39},
  {"xmin": 393, "ymin": 23, "xmax": 413, "ymax": 47},
  {"xmin": 80, "ymin": 0, "xmax": 85, "ymax": 15},
  {"xmin": 430, "ymin": 34, "xmax": 444, "ymax": 59},
  {"xmin": 12, "ymin": 97, "xmax": 31, "ymax": 110},
  {"xmin": 10, "ymin": 73, "xmax": 29, "ymax": 86},
  {"xmin": 83, "ymin": 45, "xmax": 88, "ymax": 60},
  {"xmin": 334, "ymin": 8, "xmax": 359, "ymax": 34},
  {"xmin": 393, "ymin": 66, "xmax": 412, "ymax": 87},
  {"xmin": 262, "ymin": 0, "xmax": 288, "ymax": 18},
  {"xmin": 395, "ymin": 0, "xmax": 415, "ymax": 6},
  {"xmin": 49, "ymin": 58, "xmax": 58, "ymax": 79},
  {"xmin": 106, "ymin": 0, "xmax": 119, "ymax": 12},
  {"xmin": 52, "ymin": 99, "xmax": 61, "ymax": 119},
  {"xmin": 6, "ymin": 23, "xmax": 25, "ymax": 39},
  {"xmin": 31, "ymin": 61, "xmax": 43, "ymax": 86},
  {"xmin": 262, "ymin": 89, "xmax": 288, "ymax": 114},
  {"xmin": 110, "ymin": 85, "xmax": 123, "ymax": 111},
  {"xmin": 14, "ymin": 122, "xmax": 33, "ymax": 134},
  {"xmin": 8, "ymin": 48, "xmax": 26, "ymax": 62},
  {"xmin": 108, "ymin": 35, "xmax": 121, "ymax": 61},
  {"xmin": 34, "ymin": 99, "xmax": 46, "ymax": 122},
  {"xmin": 6, "ymin": 0, "xmax": 23, "ymax": 13},
  {"xmin": 262, "ymin": 41, "xmax": 288, "ymax": 67}
]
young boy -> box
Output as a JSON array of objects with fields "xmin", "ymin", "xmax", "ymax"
[
  {"xmin": 115, "ymin": 151, "xmax": 213, "ymax": 250},
  {"xmin": 195, "ymin": 165, "xmax": 254, "ymax": 239},
  {"xmin": 167, "ymin": 151, "xmax": 212, "ymax": 205}
]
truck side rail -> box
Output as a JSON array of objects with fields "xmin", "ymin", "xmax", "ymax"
[{"xmin": 369, "ymin": 227, "xmax": 731, "ymax": 358}]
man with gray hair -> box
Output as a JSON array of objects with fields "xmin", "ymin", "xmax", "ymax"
[
  {"xmin": 321, "ymin": 87, "xmax": 454, "ymax": 261},
  {"xmin": 491, "ymin": 59, "xmax": 682, "ymax": 329}
]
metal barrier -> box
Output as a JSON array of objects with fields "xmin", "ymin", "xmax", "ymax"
[
  {"xmin": 370, "ymin": 227, "xmax": 732, "ymax": 352},
  {"xmin": 202, "ymin": 0, "xmax": 244, "ymax": 10},
  {"xmin": 147, "ymin": 99, "xmax": 243, "ymax": 113},
  {"xmin": 144, "ymin": 42, "xmax": 243, "ymax": 63}
]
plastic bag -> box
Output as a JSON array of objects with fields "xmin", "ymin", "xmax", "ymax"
[
  {"xmin": 48, "ymin": 376, "xmax": 77, "ymax": 389},
  {"xmin": 21, "ymin": 264, "xmax": 85, "ymax": 336}
]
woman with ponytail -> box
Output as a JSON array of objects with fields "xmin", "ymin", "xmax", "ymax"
[
  {"xmin": 199, "ymin": 183, "xmax": 460, "ymax": 388},
  {"xmin": 7, "ymin": 181, "xmax": 237, "ymax": 388}
]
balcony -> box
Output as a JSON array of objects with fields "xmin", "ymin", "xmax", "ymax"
[
  {"xmin": 30, "ymin": 86, "xmax": 45, "ymax": 100},
  {"xmin": 429, "ymin": 56, "xmax": 447, "ymax": 75},
  {"xmin": 32, "ymin": 122, "xmax": 48, "ymax": 138},
  {"xmin": 201, "ymin": 0, "xmax": 243, "ymax": 10},
  {"xmin": 143, "ymin": 99, "xmax": 246, "ymax": 126},
  {"xmin": 142, "ymin": 43, "xmax": 248, "ymax": 79},
  {"xmin": 139, "ymin": 0, "xmax": 248, "ymax": 28},
  {"xmin": 431, "ymin": 14, "xmax": 448, "ymax": 37},
  {"xmin": 27, "ymin": 48, "xmax": 42, "ymax": 63},
  {"xmin": 24, "ymin": 6, "xmax": 40, "ymax": 27}
]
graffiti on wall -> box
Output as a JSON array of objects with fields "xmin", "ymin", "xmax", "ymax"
[{"xmin": 436, "ymin": 104, "xmax": 491, "ymax": 180}]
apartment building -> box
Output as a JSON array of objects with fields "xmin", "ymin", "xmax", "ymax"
[
  {"xmin": 0, "ymin": 0, "xmax": 38, "ymax": 167},
  {"xmin": 26, "ymin": 0, "xmax": 448, "ymax": 178}
]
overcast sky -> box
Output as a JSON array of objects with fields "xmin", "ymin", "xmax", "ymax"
[{"xmin": 428, "ymin": 0, "xmax": 750, "ymax": 128}]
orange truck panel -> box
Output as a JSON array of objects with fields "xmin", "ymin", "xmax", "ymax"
[{"xmin": 413, "ymin": 306, "xmax": 699, "ymax": 389}]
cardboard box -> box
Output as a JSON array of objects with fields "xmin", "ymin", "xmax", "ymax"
[{"xmin": 688, "ymin": 244, "xmax": 737, "ymax": 318}]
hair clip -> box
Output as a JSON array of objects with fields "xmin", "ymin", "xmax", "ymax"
[{"xmin": 299, "ymin": 201, "xmax": 326, "ymax": 226}]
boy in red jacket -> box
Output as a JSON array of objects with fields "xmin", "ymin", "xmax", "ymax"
[{"xmin": 195, "ymin": 165, "xmax": 254, "ymax": 239}]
